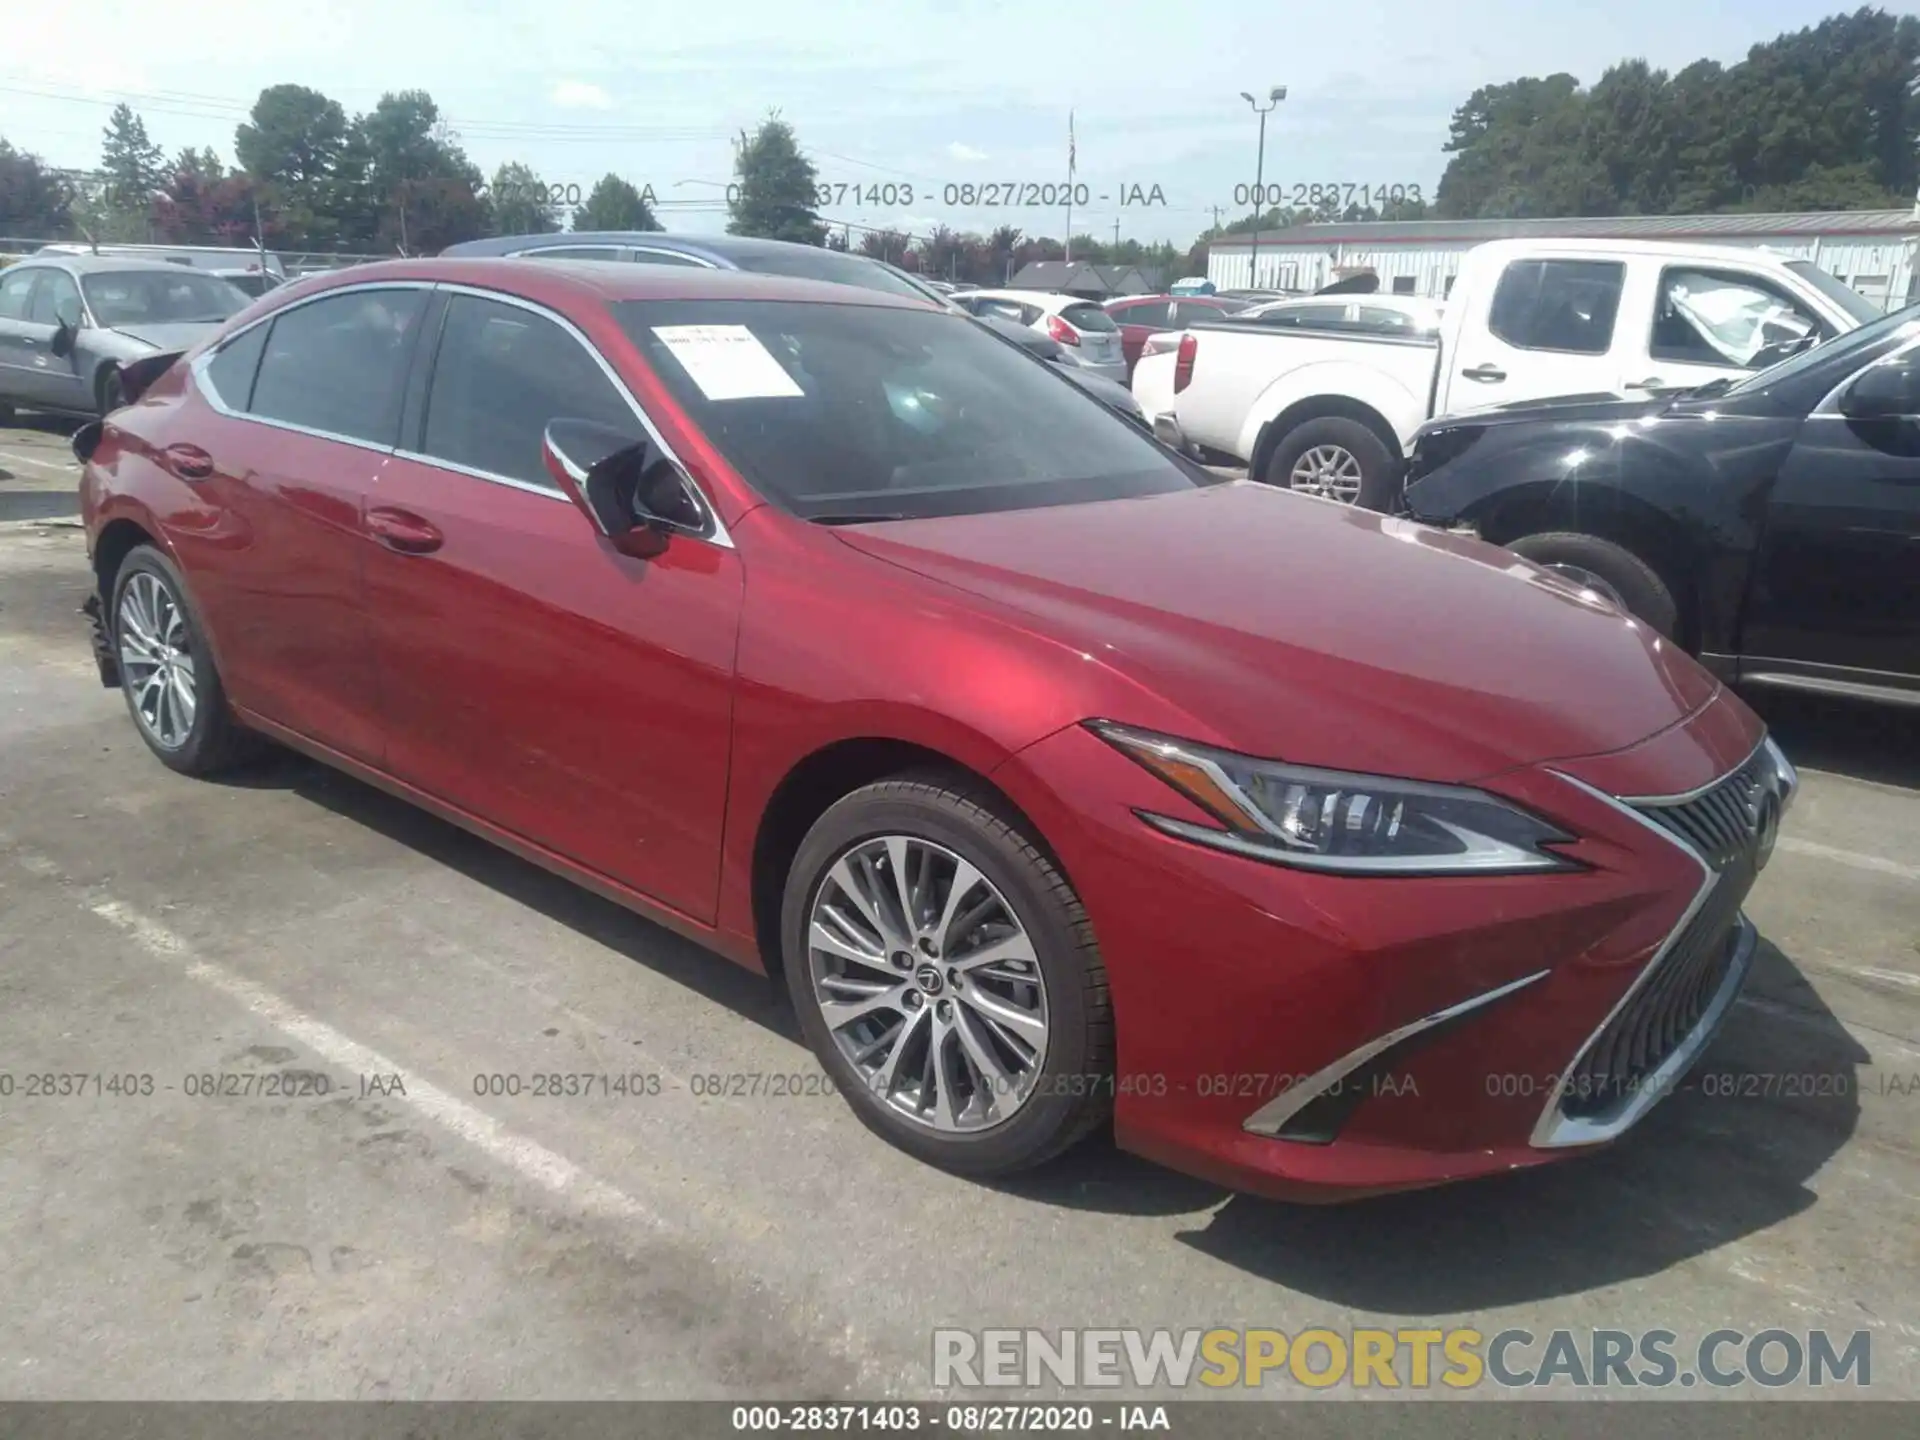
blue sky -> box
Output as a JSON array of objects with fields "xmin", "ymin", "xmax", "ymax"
[{"xmin": 2, "ymin": 1, "xmax": 1911, "ymax": 247}]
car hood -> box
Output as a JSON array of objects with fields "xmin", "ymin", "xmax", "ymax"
[
  {"xmin": 833, "ymin": 482, "xmax": 1719, "ymax": 784},
  {"xmin": 103, "ymin": 321, "xmax": 226, "ymax": 352}
]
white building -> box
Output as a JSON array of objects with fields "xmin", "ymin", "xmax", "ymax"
[{"xmin": 1206, "ymin": 209, "xmax": 1920, "ymax": 311}]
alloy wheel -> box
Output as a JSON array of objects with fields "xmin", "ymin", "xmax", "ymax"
[
  {"xmin": 807, "ymin": 835, "xmax": 1050, "ymax": 1133},
  {"xmin": 117, "ymin": 571, "xmax": 197, "ymax": 749},
  {"xmin": 1288, "ymin": 444, "xmax": 1364, "ymax": 503}
]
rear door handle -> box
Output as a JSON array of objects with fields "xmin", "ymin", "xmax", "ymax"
[
  {"xmin": 163, "ymin": 442, "xmax": 214, "ymax": 480},
  {"xmin": 365, "ymin": 506, "xmax": 443, "ymax": 555},
  {"xmin": 1624, "ymin": 376, "xmax": 1668, "ymax": 390},
  {"xmin": 1460, "ymin": 364, "xmax": 1506, "ymax": 383}
]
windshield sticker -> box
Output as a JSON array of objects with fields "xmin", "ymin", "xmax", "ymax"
[{"xmin": 651, "ymin": 324, "xmax": 804, "ymax": 401}]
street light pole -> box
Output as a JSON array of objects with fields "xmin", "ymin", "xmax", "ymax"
[{"xmin": 1239, "ymin": 86, "xmax": 1286, "ymax": 290}]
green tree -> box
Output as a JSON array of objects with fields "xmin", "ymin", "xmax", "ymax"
[
  {"xmin": 575, "ymin": 173, "xmax": 660, "ymax": 231},
  {"xmin": 728, "ymin": 113, "xmax": 825, "ymax": 245},
  {"xmin": 487, "ymin": 162, "xmax": 559, "ymax": 235},
  {"xmin": 857, "ymin": 227, "xmax": 910, "ymax": 263},
  {"xmin": 345, "ymin": 91, "xmax": 488, "ymax": 252},
  {"xmin": 236, "ymin": 85, "xmax": 347, "ymax": 188},
  {"xmin": 100, "ymin": 103, "xmax": 166, "ymax": 209},
  {"xmin": 0, "ymin": 139, "xmax": 73, "ymax": 237},
  {"xmin": 171, "ymin": 147, "xmax": 225, "ymax": 184}
]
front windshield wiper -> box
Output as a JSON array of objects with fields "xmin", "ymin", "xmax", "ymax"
[{"xmin": 807, "ymin": 512, "xmax": 911, "ymax": 526}]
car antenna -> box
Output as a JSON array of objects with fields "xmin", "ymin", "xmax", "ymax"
[{"xmin": 81, "ymin": 224, "xmax": 100, "ymax": 256}]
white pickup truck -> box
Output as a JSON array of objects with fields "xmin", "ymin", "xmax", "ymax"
[{"xmin": 1133, "ymin": 237, "xmax": 1882, "ymax": 507}]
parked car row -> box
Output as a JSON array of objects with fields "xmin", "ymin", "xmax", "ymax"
[{"xmin": 70, "ymin": 236, "xmax": 1806, "ymax": 1203}]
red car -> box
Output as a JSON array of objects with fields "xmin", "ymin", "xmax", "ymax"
[
  {"xmin": 1104, "ymin": 294, "xmax": 1242, "ymax": 379},
  {"xmin": 76, "ymin": 259, "xmax": 1796, "ymax": 1201}
]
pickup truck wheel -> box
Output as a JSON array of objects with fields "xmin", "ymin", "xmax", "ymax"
[
  {"xmin": 1508, "ymin": 532, "xmax": 1679, "ymax": 638},
  {"xmin": 1262, "ymin": 418, "xmax": 1397, "ymax": 508}
]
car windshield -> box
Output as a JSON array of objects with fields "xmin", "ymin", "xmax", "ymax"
[
  {"xmin": 615, "ymin": 298, "xmax": 1202, "ymax": 522},
  {"xmin": 1784, "ymin": 260, "xmax": 1882, "ymax": 326},
  {"xmin": 1724, "ymin": 300, "xmax": 1920, "ymax": 396},
  {"xmin": 82, "ymin": 270, "xmax": 249, "ymax": 326},
  {"xmin": 731, "ymin": 247, "xmax": 938, "ymax": 303}
]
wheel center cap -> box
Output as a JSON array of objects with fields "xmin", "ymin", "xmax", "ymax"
[{"xmin": 913, "ymin": 963, "xmax": 944, "ymax": 996}]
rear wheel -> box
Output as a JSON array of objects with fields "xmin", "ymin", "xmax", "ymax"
[
  {"xmin": 1261, "ymin": 416, "xmax": 1398, "ymax": 509},
  {"xmin": 1508, "ymin": 531, "xmax": 1680, "ymax": 638},
  {"xmin": 111, "ymin": 545, "xmax": 256, "ymax": 774},
  {"xmin": 782, "ymin": 775, "xmax": 1113, "ymax": 1177}
]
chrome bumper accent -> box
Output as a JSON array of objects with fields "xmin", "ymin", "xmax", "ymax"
[{"xmin": 1242, "ymin": 968, "xmax": 1549, "ymax": 1139}]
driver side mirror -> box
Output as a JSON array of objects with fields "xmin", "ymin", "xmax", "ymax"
[
  {"xmin": 50, "ymin": 319, "xmax": 77, "ymax": 359},
  {"xmin": 542, "ymin": 419, "xmax": 708, "ymax": 559},
  {"xmin": 1839, "ymin": 356, "xmax": 1920, "ymax": 421}
]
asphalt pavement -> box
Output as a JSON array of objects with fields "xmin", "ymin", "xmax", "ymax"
[{"xmin": 1, "ymin": 418, "xmax": 1916, "ymax": 1404}]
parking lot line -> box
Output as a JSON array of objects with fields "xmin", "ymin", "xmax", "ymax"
[
  {"xmin": 0, "ymin": 448, "xmax": 77, "ymax": 476},
  {"xmin": 74, "ymin": 885, "xmax": 672, "ymax": 1234},
  {"xmin": 1776, "ymin": 836, "xmax": 1920, "ymax": 883}
]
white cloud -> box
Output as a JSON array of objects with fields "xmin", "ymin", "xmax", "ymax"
[
  {"xmin": 946, "ymin": 141, "xmax": 988, "ymax": 162},
  {"xmin": 551, "ymin": 80, "xmax": 613, "ymax": 110}
]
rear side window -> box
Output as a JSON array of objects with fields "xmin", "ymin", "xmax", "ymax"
[
  {"xmin": 1115, "ymin": 300, "xmax": 1171, "ymax": 327},
  {"xmin": 202, "ymin": 324, "xmax": 270, "ymax": 411},
  {"xmin": 1060, "ymin": 302, "xmax": 1117, "ymax": 333},
  {"xmin": 1487, "ymin": 259, "xmax": 1624, "ymax": 354},
  {"xmin": 629, "ymin": 248, "xmax": 709, "ymax": 268},
  {"xmin": 250, "ymin": 288, "xmax": 428, "ymax": 446},
  {"xmin": 520, "ymin": 245, "xmax": 624, "ymax": 260},
  {"xmin": 421, "ymin": 294, "xmax": 641, "ymax": 491},
  {"xmin": 0, "ymin": 268, "xmax": 40, "ymax": 320}
]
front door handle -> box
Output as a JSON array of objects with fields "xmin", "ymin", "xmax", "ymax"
[
  {"xmin": 163, "ymin": 443, "xmax": 214, "ymax": 480},
  {"xmin": 1460, "ymin": 363, "xmax": 1506, "ymax": 383},
  {"xmin": 1624, "ymin": 376, "xmax": 1668, "ymax": 390},
  {"xmin": 365, "ymin": 506, "xmax": 443, "ymax": 555}
]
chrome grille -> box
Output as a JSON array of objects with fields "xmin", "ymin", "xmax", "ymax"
[{"xmin": 1555, "ymin": 741, "xmax": 1782, "ymax": 1122}]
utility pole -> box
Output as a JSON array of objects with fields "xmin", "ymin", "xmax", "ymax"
[
  {"xmin": 1112, "ymin": 217, "xmax": 1120, "ymax": 250},
  {"xmin": 1239, "ymin": 86, "xmax": 1287, "ymax": 289},
  {"xmin": 1064, "ymin": 110, "xmax": 1076, "ymax": 264}
]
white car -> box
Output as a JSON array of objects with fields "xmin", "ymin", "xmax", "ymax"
[{"xmin": 948, "ymin": 288, "xmax": 1127, "ymax": 382}]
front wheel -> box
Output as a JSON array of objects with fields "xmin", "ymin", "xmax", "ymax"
[
  {"xmin": 781, "ymin": 775, "xmax": 1114, "ymax": 1177},
  {"xmin": 1508, "ymin": 531, "xmax": 1680, "ymax": 639},
  {"xmin": 1261, "ymin": 416, "xmax": 1399, "ymax": 508}
]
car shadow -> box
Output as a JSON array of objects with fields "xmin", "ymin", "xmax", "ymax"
[
  {"xmin": 210, "ymin": 747, "xmax": 803, "ymax": 1044},
  {"xmin": 1743, "ymin": 686, "xmax": 1920, "ymax": 791},
  {"xmin": 216, "ymin": 749, "xmax": 1870, "ymax": 1293}
]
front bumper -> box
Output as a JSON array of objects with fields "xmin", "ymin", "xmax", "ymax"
[{"xmin": 999, "ymin": 692, "xmax": 1783, "ymax": 1201}]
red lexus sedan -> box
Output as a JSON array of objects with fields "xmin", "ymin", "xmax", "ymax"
[{"xmin": 76, "ymin": 258, "xmax": 1796, "ymax": 1201}]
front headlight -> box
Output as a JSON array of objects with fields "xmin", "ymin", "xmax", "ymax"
[{"xmin": 1089, "ymin": 721, "xmax": 1580, "ymax": 876}]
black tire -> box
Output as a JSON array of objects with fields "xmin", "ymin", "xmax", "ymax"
[
  {"xmin": 97, "ymin": 367, "xmax": 126, "ymax": 417},
  {"xmin": 1508, "ymin": 531, "xmax": 1680, "ymax": 638},
  {"xmin": 1261, "ymin": 416, "xmax": 1399, "ymax": 509},
  {"xmin": 781, "ymin": 774, "xmax": 1114, "ymax": 1178},
  {"xmin": 109, "ymin": 544, "xmax": 257, "ymax": 774}
]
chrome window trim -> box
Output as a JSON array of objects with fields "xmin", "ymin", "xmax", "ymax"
[
  {"xmin": 1242, "ymin": 968, "xmax": 1552, "ymax": 1138},
  {"xmin": 1526, "ymin": 744, "xmax": 1786, "ymax": 1150},
  {"xmin": 511, "ymin": 244, "xmax": 625, "ymax": 258},
  {"xmin": 391, "ymin": 449, "xmax": 570, "ymax": 501},
  {"xmin": 190, "ymin": 350, "xmax": 398, "ymax": 458},
  {"xmin": 628, "ymin": 247, "xmax": 720, "ymax": 268},
  {"xmin": 428, "ymin": 281, "xmax": 733, "ymax": 549}
]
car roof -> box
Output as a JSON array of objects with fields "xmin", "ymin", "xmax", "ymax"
[
  {"xmin": 442, "ymin": 231, "xmax": 829, "ymax": 265},
  {"xmin": 265, "ymin": 257, "xmax": 935, "ymax": 311},
  {"xmin": 958, "ymin": 288, "xmax": 1091, "ymax": 313},
  {"xmin": 1469, "ymin": 237, "xmax": 1804, "ymax": 267},
  {"xmin": 6, "ymin": 253, "xmax": 226, "ymax": 277}
]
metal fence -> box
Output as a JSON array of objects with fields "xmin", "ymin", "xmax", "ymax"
[{"xmin": 1, "ymin": 237, "xmax": 399, "ymax": 275}]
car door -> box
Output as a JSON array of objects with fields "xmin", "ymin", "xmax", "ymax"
[
  {"xmin": 1741, "ymin": 339, "xmax": 1920, "ymax": 685},
  {"xmin": 25, "ymin": 267, "xmax": 92, "ymax": 412},
  {"xmin": 366, "ymin": 286, "xmax": 743, "ymax": 922},
  {"xmin": 1446, "ymin": 256, "xmax": 1627, "ymax": 410},
  {"xmin": 0, "ymin": 267, "xmax": 65, "ymax": 408},
  {"xmin": 177, "ymin": 284, "xmax": 432, "ymax": 761},
  {"xmin": 1629, "ymin": 265, "xmax": 1833, "ymax": 396}
]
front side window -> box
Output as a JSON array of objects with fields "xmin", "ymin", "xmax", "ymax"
[
  {"xmin": 27, "ymin": 270, "xmax": 82, "ymax": 327},
  {"xmin": 421, "ymin": 294, "xmax": 641, "ymax": 490},
  {"xmin": 615, "ymin": 298, "xmax": 1203, "ymax": 523},
  {"xmin": 250, "ymin": 288, "xmax": 428, "ymax": 445},
  {"xmin": 0, "ymin": 267, "xmax": 42, "ymax": 321},
  {"xmin": 1487, "ymin": 258, "xmax": 1624, "ymax": 354},
  {"xmin": 80, "ymin": 270, "xmax": 248, "ymax": 327},
  {"xmin": 1651, "ymin": 268, "xmax": 1824, "ymax": 369}
]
